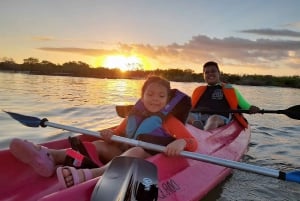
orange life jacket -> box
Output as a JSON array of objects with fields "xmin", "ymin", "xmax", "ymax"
[{"xmin": 191, "ymin": 83, "xmax": 248, "ymax": 128}]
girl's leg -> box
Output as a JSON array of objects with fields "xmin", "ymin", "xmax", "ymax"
[
  {"xmin": 9, "ymin": 138, "xmax": 125, "ymax": 178},
  {"xmin": 58, "ymin": 147, "xmax": 151, "ymax": 188},
  {"xmin": 9, "ymin": 138, "xmax": 66, "ymax": 177},
  {"xmin": 49, "ymin": 149, "xmax": 68, "ymax": 164},
  {"xmin": 92, "ymin": 140, "xmax": 124, "ymax": 164}
]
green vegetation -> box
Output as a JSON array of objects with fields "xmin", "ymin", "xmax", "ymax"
[{"xmin": 1, "ymin": 57, "xmax": 299, "ymax": 88}]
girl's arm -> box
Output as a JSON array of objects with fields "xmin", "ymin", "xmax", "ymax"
[
  {"xmin": 112, "ymin": 118, "xmax": 128, "ymax": 136},
  {"xmin": 164, "ymin": 115, "xmax": 198, "ymax": 152},
  {"xmin": 100, "ymin": 118, "xmax": 127, "ymax": 142}
]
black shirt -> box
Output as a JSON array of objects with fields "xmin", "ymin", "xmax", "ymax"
[{"xmin": 195, "ymin": 85, "xmax": 231, "ymax": 118}]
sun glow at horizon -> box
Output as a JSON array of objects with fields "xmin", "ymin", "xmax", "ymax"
[{"xmin": 101, "ymin": 55, "xmax": 143, "ymax": 71}]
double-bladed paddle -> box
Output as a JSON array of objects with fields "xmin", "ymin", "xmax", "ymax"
[
  {"xmin": 116, "ymin": 105, "xmax": 300, "ymax": 120},
  {"xmin": 4, "ymin": 110, "xmax": 300, "ymax": 184}
]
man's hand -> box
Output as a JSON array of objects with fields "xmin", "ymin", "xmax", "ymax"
[{"xmin": 249, "ymin": 105, "xmax": 260, "ymax": 114}]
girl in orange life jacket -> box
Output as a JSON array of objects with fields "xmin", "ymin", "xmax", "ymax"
[
  {"xmin": 9, "ymin": 75, "xmax": 197, "ymax": 182},
  {"xmin": 56, "ymin": 75, "xmax": 198, "ymax": 188},
  {"xmin": 188, "ymin": 61, "xmax": 260, "ymax": 131}
]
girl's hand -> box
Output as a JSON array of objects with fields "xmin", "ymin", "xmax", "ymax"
[
  {"xmin": 100, "ymin": 129, "xmax": 114, "ymax": 142},
  {"xmin": 164, "ymin": 139, "xmax": 186, "ymax": 157}
]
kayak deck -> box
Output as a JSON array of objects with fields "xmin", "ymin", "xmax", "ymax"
[{"xmin": 0, "ymin": 120, "xmax": 250, "ymax": 201}]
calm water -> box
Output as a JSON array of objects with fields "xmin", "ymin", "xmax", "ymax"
[{"xmin": 0, "ymin": 72, "xmax": 300, "ymax": 200}]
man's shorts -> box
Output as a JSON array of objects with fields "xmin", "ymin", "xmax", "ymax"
[{"xmin": 189, "ymin": 112, "xmax": 232, "ymax": 125}]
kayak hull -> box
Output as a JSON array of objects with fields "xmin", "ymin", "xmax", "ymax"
[{"xmin": 0, "ymin": 120, "xmax": 250, "ymax": 201}]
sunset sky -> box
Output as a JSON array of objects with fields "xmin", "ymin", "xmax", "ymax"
[{"xmin": 1, "ymin": 0, "xmax": 300, "ymax": 76}]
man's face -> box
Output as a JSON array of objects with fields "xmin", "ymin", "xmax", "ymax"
[{"xmin": 203, "ymin": 65, "xmax": 220, "ymax": 85}]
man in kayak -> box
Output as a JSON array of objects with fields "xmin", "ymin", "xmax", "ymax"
[
  {"xmin": 188, "ymin": 61, "xmax": 260, "ymax": 130},
  {"xmin": 10, "ymin": 75, "xmax": 198, "ymax": 188}
]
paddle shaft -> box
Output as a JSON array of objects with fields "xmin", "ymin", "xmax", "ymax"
[
  {"xmin": 44, "ymin": 121, "xmax": 283, "ymax": 180},
  {"xmin": 191, "ymin": 109, "xmax": 285, "ymax": 114},
  {"xmin": 192, "ymin": 106, "xmax": 300, "ymax": 120},
  {"xmin": 117, "ymin": 104, "xmax": 300, "ymax": 120}
]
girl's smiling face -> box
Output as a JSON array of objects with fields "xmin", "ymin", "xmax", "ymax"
[{"xmin": 142, "ymin": 82, "xmax": 169, "ymax": 113}]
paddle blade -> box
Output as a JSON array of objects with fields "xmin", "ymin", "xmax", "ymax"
[
  {"xmin": 3, "ymin": 110, "xmax": 42, "ymax": 127},
  {"xmin": 91, "ymin": 156, "xmax": 158, "ymax": 201},
  {"xmin": 285, "ymin": 105, "xmax": 300, "ymax": 120},
  {"xmin": 285, "ymin": 170, "xmax": 300, "ymax": 183}
]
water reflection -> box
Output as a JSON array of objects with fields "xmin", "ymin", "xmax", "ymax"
[{"xmin": 0, "ymin": 72, "xmax": 300, "ymax": 200}]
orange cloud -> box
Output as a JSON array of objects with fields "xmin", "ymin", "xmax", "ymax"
[{"xmin": 37, "ymin": 32, "xmax": 300, "ymax": 74}]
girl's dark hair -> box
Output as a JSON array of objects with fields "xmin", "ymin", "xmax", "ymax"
[{"xmin": 141, "ymin": 75, "xmax": 171, "ymax": 96}]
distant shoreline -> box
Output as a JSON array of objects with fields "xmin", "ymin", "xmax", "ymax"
[{"xmin": 0, "ymin": 60, "xmax": 299, "ymax": 88}]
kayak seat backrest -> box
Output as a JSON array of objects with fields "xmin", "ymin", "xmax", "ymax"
[{"xmin": 169, "ymin": 89, "xmax": 192, "ymax": 124}]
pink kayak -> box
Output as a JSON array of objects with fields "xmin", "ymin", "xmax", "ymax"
[{"xmin": 0, "ymin": 120, "xmax": 250, "ymax": 201}]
